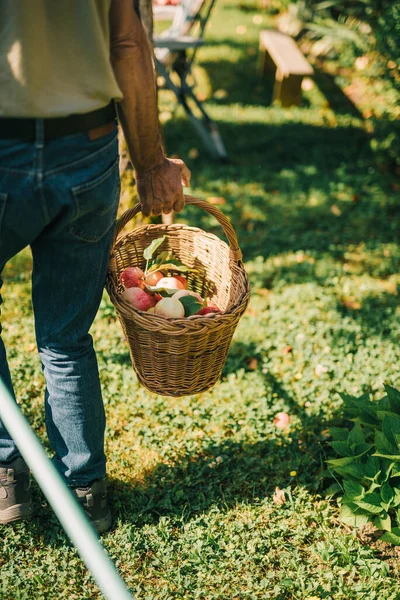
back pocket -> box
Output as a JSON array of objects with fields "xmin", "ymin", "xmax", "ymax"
[{"xmin": 70, "ymin": 158, "xmax": 120, "ymax": 243}]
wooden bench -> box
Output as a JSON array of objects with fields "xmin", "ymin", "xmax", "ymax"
[{"xmin": 259, "ymin": 30, "xmax": 314, "ymax": 107}]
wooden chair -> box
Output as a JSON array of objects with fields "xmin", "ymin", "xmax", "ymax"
[
  {"xmin": 259, "ymin": 30, "xmax": 314, "ymax": 107},
  {"xmin": 153, "ymin": 0, "xmax": 228, "ymax": 161}
]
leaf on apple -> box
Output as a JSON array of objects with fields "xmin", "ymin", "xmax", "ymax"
[
  {"xmin": 179, "ymin": 295, "xmax": 203, "ymax": 316},
  {"xmin": 143, "ymin": 236, "xmax": 167, "ymax": 261},
  {"xmin": 143, "ymin": 284, "xmax": 180, "ymax": 297}
]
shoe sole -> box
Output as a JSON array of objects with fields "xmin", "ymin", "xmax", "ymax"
[
  {"xmin": 92, "ymin": 509, "xmax": 112, "ymax": 535},
  {"xmin": 0, "ymin": 502, "xmax": 34, "ymax": 525}
]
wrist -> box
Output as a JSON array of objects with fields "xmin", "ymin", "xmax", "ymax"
[{"xmin": 134, "ymin": 147, "xmax": 166, "ymax": 178}]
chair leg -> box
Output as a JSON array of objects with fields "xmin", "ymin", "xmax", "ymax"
[{"xmin": 155, "ymin": 58, "xmax": 228, "ymax": 161}]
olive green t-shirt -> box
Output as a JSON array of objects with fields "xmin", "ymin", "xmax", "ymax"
[{"xmin": 0, "ymin": 0, "xmax": 122, "ymax": 117}]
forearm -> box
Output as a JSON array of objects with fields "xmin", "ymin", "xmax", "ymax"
[{"xmin": 109, "ymin": 0, "xmax": 164, "ymax": 174}]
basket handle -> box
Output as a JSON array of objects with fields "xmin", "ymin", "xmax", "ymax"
[{"xmin": 113, "ymin": 195, "xmax": 243, "ymax": 262}]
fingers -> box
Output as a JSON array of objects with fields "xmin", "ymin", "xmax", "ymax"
[
  {"xmin": 180, "ymin": 163, "xmax": 191, "ymax": 187},
  {"xmin": 172, "ymin": 187, "xmax": 185, "ymax": 213},
  {"xmin": 137, "ymin": 157, "xmax": 191, "ymax": 217}
]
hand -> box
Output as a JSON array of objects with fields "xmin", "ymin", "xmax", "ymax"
[{"xmin": 136, "ymin": 157, "xmax": 191, "ymax": 218}]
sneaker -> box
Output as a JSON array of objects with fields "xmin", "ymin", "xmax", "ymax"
[
  {"xmin": 0, "ymin": 457, "xmax": 34, "ymax": 525},
  {"xmin": 72, "ymin": 478, "xmax": 112, "ymax": 534}
]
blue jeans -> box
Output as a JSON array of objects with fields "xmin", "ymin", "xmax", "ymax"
[{"xmin": 0, "ymin": 123, "xmax": 120, "ymax": 486}]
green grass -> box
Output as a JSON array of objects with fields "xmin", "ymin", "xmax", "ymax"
[{"xmin": 1, "ymin": 1, "xmax": 400, "ymax": 598}]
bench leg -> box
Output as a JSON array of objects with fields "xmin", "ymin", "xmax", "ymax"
[
  {"xmin": 274, "ymin": 71, "xmax": 304, "ymax": 107},
  {"xmin": 260, "ymin": 49, "xmax": 276, "ymax": 76}
]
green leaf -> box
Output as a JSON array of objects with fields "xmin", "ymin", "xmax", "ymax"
[
  {"xmin": 326, "ymin": 456, "xmax": 359, "ymax": 467},
  {"xmin": 374, "ymin": 512, "xmax": 391, "ymax": 532},
  {"xmin": 343, "ymin": 480, "xmax": 364, "ymax": 500},
  {"xmin": 348, "ymin": 423, "xmax": 365, "ymax": 447},
  {"xmin": 381, "ymin": 482, "xmax": 395, "ymax": 506},
  {"xmin": 383, "ymin": 415, "xmax": 400, "ymax": 450},
  {"xmin": 330, "ymin": 441, "xmax": 352, "ymax": 457},
  {"xmin": 373, "ymin": 430, "xmax": 400, "ymax": 460},
  {"xmin": 364, "ymin": 456, "xmax": 382, "ymax": 480},
  {"xmin": 353, "ymin": 492, "xmax": 385, "ymax": 515},
  {"xmin": 380, "ymin": 528, "xmax": 400, "ymax": 545},
  {"xmin": 143, "ymin": 236, "xmax": 167, "ymax": 261},
  {"xmin": 341, "ymin": 392, "xmax": 380, "ymax": 427},
  {"xmin": 328, "ymin": 427, "xmax": 349, "ymax": 441},
  {"xmin": 179, "ymin": 295, "xmax": 204, "ymax": 317},
  {"xmin": 143, "ymin": 284, "xmax": 180, "ymax": 297},
  {"xmin": 334, "ymin": 463, "xmax": 364, "ymax": 480},
  {"xmin": 353, "ymin": 443, "xmax": 373, "ymax": 457},
  {"xmin": 391, "ymin": 463, "xmax": 400, "ymax": 478},
  {"xmin": 385, "ymin": 385, "xmax": 400, "ymax": 414},
  {"xmin": 393, "ymin": 489, "xmax": 400, "ymax": 508},
  {"xmin": 153, "ymin": 262, "xmax": 190, "ymax": 274},
  {"xmin": 339, "ymin": 503, "xmax": 370, "ymax": 528}
]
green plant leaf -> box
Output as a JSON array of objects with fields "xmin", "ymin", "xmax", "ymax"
[
  {"xmin": 330, "ymin": 441, "xmax": 352, "ymax": 457},
  {"xmin": 374, "ymin": 512, "xmax": 391, "ymax": 532},
  {"xmin": 348, "ymin": 423, "xmax": 365, "ymax": 447},
  {"xmin": 326, "ymin": 456, "xmax": 359, "ymax": 467},
  {"xmin": 334, "ymin": 463, "xmax": 364, "ymax": 480},
  {"xmin": 385, "ymin": 385, "xmax": 400, "ymax": 414},
  {"xmin": 179, "ymin": 295, "xmax": 204, "ymax": 317},
  {"xmin": 341, "ymin": 392, "xmax": 381, "ymax": 427},
  {"xmin": 343, "ymin": 480, "xmax": 364, "ymax": 500},
  {"xmin": 381, "ymin": 482, "xmax": 395, "ymax": 506},
  {"xmin": 373, "ymin": 430, "xmax": 400, "ymax": 460},
  {"xmin": 339, "ymin": 503, "xmax": 370, "ymax": 528},
  {"xmin": 364, "ymin": 456, "xmax": 382, "ymax": 481},
  {"xmin": 353, "ymin": 443, "xmax": 373, "ymax": 457},
  {"xmin": 380, "ymin": 528, "xmax": 400, "ymax": 545},
  {"xmin": 353, "ymin": 492, "xmax": 385, "ymax": 515},
  {"xmin": 393, "ymin": 489, "xmax": 400, "ymax": 508},
  {"xmin": 391, "ymin": 463, "xmax": 400, "ymax": 478},
  {"xmin": 383, "ymin": 415, "xmax": 400, "ymax": 450},
  {"xmin": 143, "ymin": 236, "xmax": 167, "ymax": 261},
  {"xmin": 328, "ymin": 427, "xmax": 349, "ymax": 441}
]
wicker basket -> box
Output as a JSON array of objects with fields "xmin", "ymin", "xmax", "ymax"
[{"xmin": 106, "ymin": 195, "xmax": 250, "ymax": 397}]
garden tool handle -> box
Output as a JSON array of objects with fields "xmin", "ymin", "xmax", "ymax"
[{"xmin": 113, "ymin": 195, "xmax": 243, "ymax": 263}]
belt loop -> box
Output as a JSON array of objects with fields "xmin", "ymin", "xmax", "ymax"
[{"xmin": 35, "ymin": 119, "xmax": 44, "ymax": 148}]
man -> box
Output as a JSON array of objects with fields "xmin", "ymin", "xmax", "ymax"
[{"xmin": 0, "ymin": 0, "xmax": 190, "ymax": 533}]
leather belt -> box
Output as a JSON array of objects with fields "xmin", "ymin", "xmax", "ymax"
[{"xmin": 0, "ymin": 101, "xmax": 117, "ymax": 141}]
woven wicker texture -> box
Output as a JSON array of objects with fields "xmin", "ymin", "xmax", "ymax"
[{"xmin": 106, "ymin": 196, "xmax": 250, "ymax": 396}]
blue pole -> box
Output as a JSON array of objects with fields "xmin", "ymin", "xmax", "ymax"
[{"xmin": 0, "ymin": 378, "xmax": 134, "ymax": 600}]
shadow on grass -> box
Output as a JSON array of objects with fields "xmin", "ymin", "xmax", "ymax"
[
  {"xmin": 108, "ymin": 419, "xmax": 332, "ymax": 529},
  {"xmin": 164, "ymin": 117, "xmax": 398, "ymax": 265}
]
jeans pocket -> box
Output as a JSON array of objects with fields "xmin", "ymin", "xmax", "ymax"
[{"xmin": 70, "ymin": 157, "xmax": 120, "ymax": 243}]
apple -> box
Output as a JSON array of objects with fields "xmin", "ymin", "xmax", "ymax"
[
  {"xmin": 196, "ymin": 306, "xmax": 221, "ymax": 316},
  {"xmin": 155, "ymin": 276, "xmax": 186, "ymax": 291},
  {"xmin": 154, "ymin": 297, "xmax": 185, "ymax": 318},
  {"xmin": 122, "ymin": 287, "xmax": 156, "ymax": 311},
  {"xmin": 173, "ymin": 275, "xmax": 188, "ymax": 289},
  {"xmin": 145, "ymin": 271, "xmax": 164, "ymax": 287},
  {"xmin": 172, "ymin": 289, "xmax": 204, "ymax": 304},
  {"xmin": 120, "ymin": 267, "xmax": 145, "ymax": 289}
]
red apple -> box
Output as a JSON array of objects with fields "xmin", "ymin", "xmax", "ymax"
[
  {"xmin": 120, "ymin": 267, "xmax": 145, "ymax": 289},
  {"xmin": 145, "ymin": 271, "xmax": 164, "ymax": 287}
]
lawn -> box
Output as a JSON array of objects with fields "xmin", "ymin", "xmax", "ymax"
[{"xmin": 1, "ymin": 1, "xmax": 400, "ymax": 598}]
